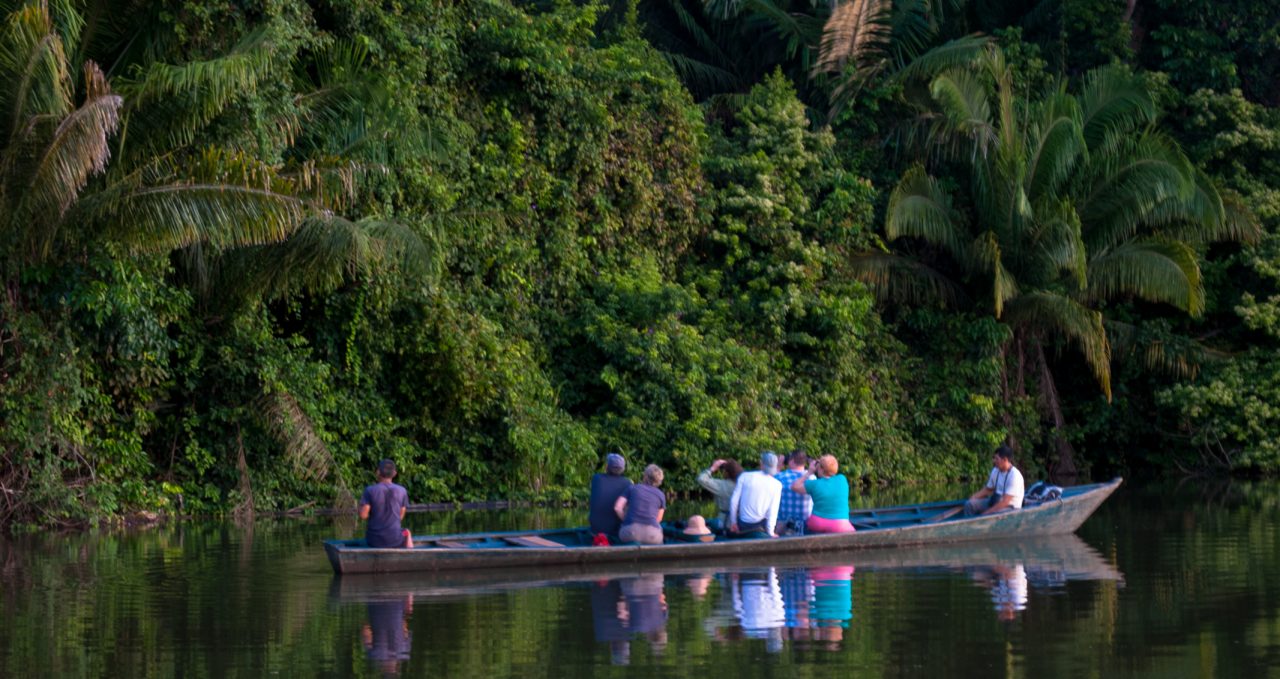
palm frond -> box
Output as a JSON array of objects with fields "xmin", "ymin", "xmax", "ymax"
[
  {"xmin": 885, "ymin": 0, "xmax": 938, "ymax": 67},
  {"xmin": 260, "ymin": 390, "xmax": 333, "ymax": 483},
  {"xmin": 21, "ymin": 61, "xmax": 119, "ymax": 229},
  {"xmin": 1029, "ymin": 198, "xmax": 1086, "ymax": 290},
  {"xmin": 813, "ymin": 0, "xmax": 891, "ymax": 77},
  {"xmin": 1025, "ymin": 90, "xmax": 1085, "ymax": 203},
  {"xmin": 82, "ymin": 147, "xmax": 306, "ymax": 253},
  {"xmin": 183, "ymin": 215, "xmax": 437, "ymax": 304},
  {"xmin": 927, "ymin": 67, "xmax": 997, "ymax": 156},
  {"xmin": 1217, "ymin": 189, "xmax": 1262, "ymax": 245},
  {"xmin": 277, "ymin": 157, "xmax": 364, "ymax": 213},
  {"xmin": 970, "ymin": 230, "xmax": 1019, "ymax": 316},
  {"xmin": 889, "ymin": 34, "xmax": 990, "ymax": 85},
  {"xmin": 1086, "ymin": 239, "xmax": 1204, "ymax": 316},
  {"xmin": 1004, "ymin": 291, "xmax": 1111, "ymax": 399},
  {"xmin": 664, "ymin": 0, "xmax": 735, "ymax": 68},
  {"xmin": 113, "ymin": 27, "xmax": 277, "ymax": 159},
  {"xmin": 0, "ymin": 1, "xmax": 73, "ymax": 143},
  {"xmin": 1105, "ymin": 319, "xmax": 1212, "ymax": 379},
  {"xmin": 1076, "ymin": 64, "xmax": 1157, "ymax": 149},
  {"xmin": 847, "ymin": 251, "xmax": 967, "ymax": 307},
  {"xmin": 662, "ymin": 52, "xmax": 742, "ymax": 93},
  {"xmin": 1153, "ymin": 176, "xmax": 1260, "ymax": 245},
  {"xmin": 737, "ymin": 0, "xmax": 822, "ymax": 59},
  {"xmin": 1079, "ymin": 130, "xmax": 1196, "ymax": 251},
  {"xmin": 885, "ymin": 165, "xmax": 968, "ymax": 258}
]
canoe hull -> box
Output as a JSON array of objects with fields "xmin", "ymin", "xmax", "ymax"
[
  {"xmin": 325, "ymin": 478, "xmax": 1121, "ymax": 575},
  {"xmin": 330, "ymin": 533, "xmax": 1122, "ymax": 601}
]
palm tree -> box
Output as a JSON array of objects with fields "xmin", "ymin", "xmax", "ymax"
[
  {"xmin": 0, "ymin": 0, "xmax": 430, "ymax": 517},
  {"xmin": 853, "ymin": 46, "xmax": 1257, "ymax": 474},
  {"xmin": 0, "ymin": 1, "xmax": 323, "ymax": 281}
]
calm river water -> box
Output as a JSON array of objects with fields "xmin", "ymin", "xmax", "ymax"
[{"xmin": 2, "ymin": 480, "xmax": 1279, "ymax": 678}]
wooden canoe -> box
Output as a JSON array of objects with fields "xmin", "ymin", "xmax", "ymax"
[
  {"xmin": 324, "ymin": 477, "xmax": 1121, "ymax": 575},
  {"xmin": 328, "ymin": 533, "xmax": 1123, "ymax": 600}
]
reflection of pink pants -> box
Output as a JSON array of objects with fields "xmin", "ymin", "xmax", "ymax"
[{"xmin": 806, "ymin": 515, "xmax": 856, "ymax": 533}]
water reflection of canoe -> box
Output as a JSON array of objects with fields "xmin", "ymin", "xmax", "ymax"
[
  {"xmin": 328, "ymin": 534, "xmax": 1121, "ymax": 601},
  {"xmin": 324, "ymin": 478, "xmax": 1121, "ymax": 575}
]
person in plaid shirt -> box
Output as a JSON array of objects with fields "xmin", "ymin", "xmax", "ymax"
[{"xmin": 775, "ymin": 449, "xmax": 813, "ymax": 535}]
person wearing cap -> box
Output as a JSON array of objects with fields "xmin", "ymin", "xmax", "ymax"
[
  {"xmin": 696, "ymin": 458, "xmax": 743, "ymax": 528},
  {"xmin": 359, "ymin": 458, "xmax": 414, "ymax": 548},
  {"xmin": 728, "ymin": 451, "xmax": 783, "ymax": 537},
  {"xmin": 964, "ymin": 444, "xmax": 1025, "ymax": 516},
  {"xmin": 775, "ymin": 449, "xmax": 813, "ymax": 535},
  {"xmin": 614, "ymin": 464, "xmax": 667, "ymax": 544},
  {"xmin": 789, "ymin": 454, "xmax": 855, "ymax": 533},
  {"xmin": 589, "ymin": 453, "xmax": 633, "ymax": 542}
]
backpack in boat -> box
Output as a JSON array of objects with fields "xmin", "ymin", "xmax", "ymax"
[{"xmin": 1023, "ymin": 481, "xmax": 1063, "ymax": 507}]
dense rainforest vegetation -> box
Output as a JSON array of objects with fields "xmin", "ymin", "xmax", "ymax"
[{"xmin": 0, "ymin": 0, "xmax": 1277, "ymax": 527}]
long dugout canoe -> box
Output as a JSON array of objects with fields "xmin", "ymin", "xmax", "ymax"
[
  {"xmin": 330, "ymin": 533, "xmax": 1123, "ymax": 600},
  {"xmin": 324, "ymin": 478, "xmax": 1122, "ymax": 575}
]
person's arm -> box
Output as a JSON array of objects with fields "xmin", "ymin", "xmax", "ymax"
[
  {"xmin": 969, "ymin": 487, "xmax": 993, "ymax": 501},
  {"xmin": 358, "ymin": 488, "xmax": 372, "ymax": 520},
  {"xmin": 697, "ymin": 461, "xmax": 725, "ymax": 492},
  {"xmin": 765, "ymin": 483, "xmax": 781, "ymax": 537},
  {"xmin": 614, "ymin": 495, "xmax": 629, "ymax": 520},
  {"xmin": 792, "ymin": 460, "xmax": 817, "ymax": 494},
  {"xmin": 982, "ymin": 494, "xmax": 1014, "ymax": 515},
  {"xmin": 728, "ymin": 478, "xmax": 743, "ymax": 532},
  {"xmin": 971, "ymin": 469, "xmax": 997, "ymax": 501},
  {"xmin": 655, "ymin": 508, "xmax": 665, "ymax": 523}
]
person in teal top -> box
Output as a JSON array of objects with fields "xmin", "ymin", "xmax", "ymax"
[{"xmin": 789, "ymin": 454, "xmax": 855, "ymax": 533}]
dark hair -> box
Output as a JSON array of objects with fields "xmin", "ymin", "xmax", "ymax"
[
  {"xmin": 721, "ymin": 459, "xmax": 744, "ymax": 481},
  {"xmin": 787, "ymin": 449, "xmax": 808, "ymax": 466},
  {"xmin": 994, "ymin": 444, "xmax": 1014, "ymax": 462},
  {"xmin": 377, "ymin": 458, "xmax": 397, "ymax": 479}
]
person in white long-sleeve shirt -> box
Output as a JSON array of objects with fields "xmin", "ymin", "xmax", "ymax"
[{"xmin": 729, "ymin": 451, "xmax": 783, "ymax": 537}]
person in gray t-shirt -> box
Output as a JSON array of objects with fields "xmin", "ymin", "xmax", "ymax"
[
  {"xmin": 614, "ymin": 464, "xmax": 667, "ymax": 545},
  {"xmin": 359, "ymin": 459, "xmax": 414, "ymax": 548}
]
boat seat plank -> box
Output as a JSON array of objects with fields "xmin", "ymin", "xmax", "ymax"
[
  {"xmin": 505, "ymin": 536, "xmax": 566, "ymax": 548},
  {"xmin": 434, "ymin": 540, "xmax": 471, "ymax": 549}
]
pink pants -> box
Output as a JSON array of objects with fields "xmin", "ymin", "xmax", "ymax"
[{"xmin": 806, "ymin": 515, "xmax": 856, "ymax": 533}]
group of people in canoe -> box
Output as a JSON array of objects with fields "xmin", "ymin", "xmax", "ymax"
[
  {"xmin": 356, "ymin": 443, "xmax": 1026, "ymax": 549},
  {"xmin": 584, "ymin": 443, "xmax": 1026, "ymax": 546},
  {"xmin": 587, "ymin": 449, "xmax": 859, "ymax": 545}
]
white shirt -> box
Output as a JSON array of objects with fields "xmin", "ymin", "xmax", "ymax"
[
  {"xmin": 733, "ymin": 568, "xmax": 785, "ymax": 636},
  {"xmin": 992, "ymin": 564, "xmax": 1028, "ymax": 612},
  {"xmin": 985, "ymin": 465, "xmax": 1025, "ymax": 509},
  {"xmin": 729, "ymin": 470, "xmax": 782, "ymax": 535}
]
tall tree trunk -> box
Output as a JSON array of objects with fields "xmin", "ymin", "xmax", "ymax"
[
  {"xmin": 1000, "ymin": 331, "xmax": 1031, "ymax": 455},
  {"xmin": 1032, "ymin": 340, "xmax": 1078, "ymax": 480}
]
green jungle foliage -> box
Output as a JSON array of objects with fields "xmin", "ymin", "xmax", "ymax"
[{"xmin": 1, "ymin": 0, "xmax": 1278, "ymax": 527}]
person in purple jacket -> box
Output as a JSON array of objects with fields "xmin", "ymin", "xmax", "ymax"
[{"xmin": 359, "ymin": 459, "xmax": 414, "ymax": 548}]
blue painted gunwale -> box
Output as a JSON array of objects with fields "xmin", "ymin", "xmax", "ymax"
[{"xmin": 324, "ymin": 478, "xmax": 1121, "ymax": 574}]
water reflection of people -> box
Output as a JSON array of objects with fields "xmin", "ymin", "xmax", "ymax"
[
  {"xmin": 973, "ymin": 563, "xmax": 1028, "ymax": 621},
  {"xmin": 591, "ymin": 579, "xmax": 632, "ymax": 665},
  {"xmin": 809, "ymin": 565, "xmax": 854, "ymax": 649},
  {"xmin": 591, "ymin": 575, "xmax": 668, "ymax": 665},
  {"xmin": 361, "ymin": 594, "xmax": 413, "ymax": 676},
  {"xmin": 733, "ymin": 568, "xmax": 786, "ymax": 652},
  {"xmin": 780, "ymin": 568, "xmax": 814, "ymax": 642}
]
